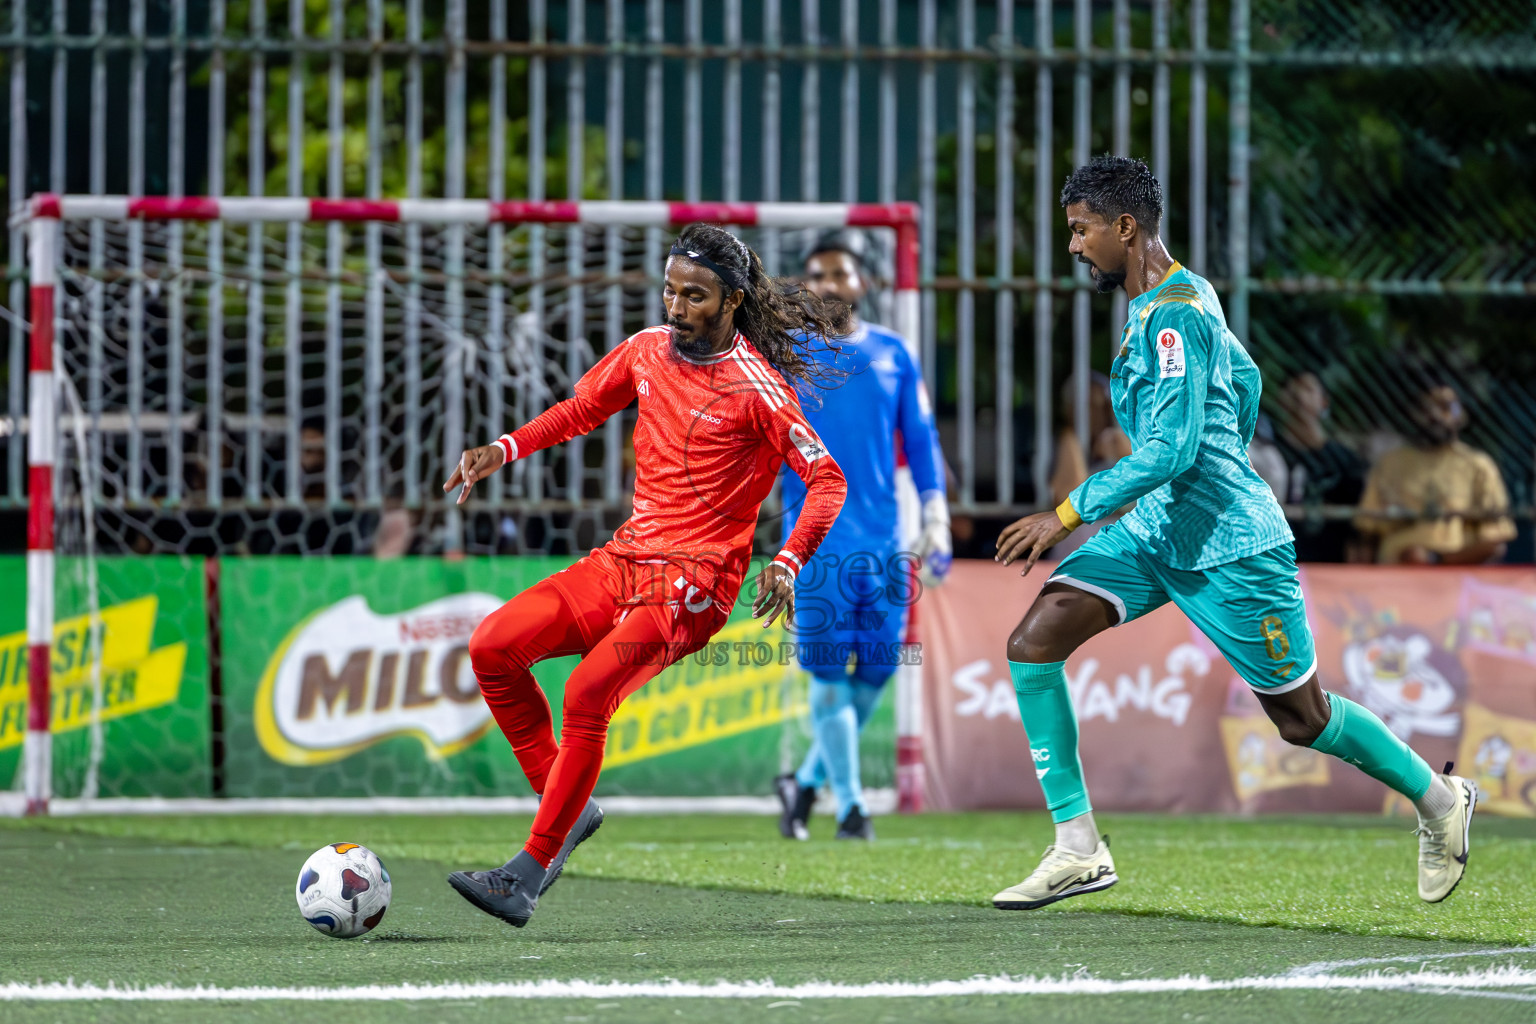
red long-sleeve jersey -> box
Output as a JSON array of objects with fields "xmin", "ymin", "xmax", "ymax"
[{"xmin": 497, "ymin": 326, "xmax": 846, "ymax": 604}]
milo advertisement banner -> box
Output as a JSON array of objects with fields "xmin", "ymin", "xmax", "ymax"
[
  {"xmin": 921, "ymin": 561, "xmax": 1536, "ymax": 815},
  {"xmin": 0, "ymin": 556, "xmax": 210, "ymax": 797},
  {"xmin": 219, "ymin": 558, "xmax": 827, "ymax": 797},
  {"xmin": 252, "ymin": 592, "xmax": 506, "ymax": 766}
]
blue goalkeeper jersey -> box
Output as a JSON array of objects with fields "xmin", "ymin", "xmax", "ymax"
[
  {"xmin": 1064, "ymin": 263, "xmax": 1293, "ymax": 571},
  {"xmin": 781, "ymin": 322, "xmax": 945, "ymax": 550}
]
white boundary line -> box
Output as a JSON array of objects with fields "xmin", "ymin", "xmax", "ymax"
[
  {"xmin": 1421, "ymin": 988, "xmax": 1536, "ymax": 1005},
  {"xmin": 1287, "ymin": 946, "xmax": 1536, "ymax": 977},
  {"xmin": 0, "ymin": 790, "xmax": 898, "ymax": 819},
  {"xmin": 4, "ymin": 968, "xmax": 1536, "ymax": 1002}
]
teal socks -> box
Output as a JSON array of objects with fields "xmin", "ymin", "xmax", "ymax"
[
  {"xmin": 1310, "ymin": 691, "xmax": 1434, "ymax": 801},
  {"xmin": 1009, "ymin": 660, "xmax": 1091, "ymax": 823},
  {"xmin": 1009, "ymin": 666, "xmax": 1433, "ymax": 820}
]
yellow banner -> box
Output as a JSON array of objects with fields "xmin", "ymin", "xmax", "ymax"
[
  {"xmin": 603, "ymin": 621, "xmax": 808, "ymax": 768},
  {"xmin": 1219, "ymin": 714, "xmax": 1331, "ymax": 801},
  {"xmin": 1458, "ymin": 702, "xmax": 1536, "ymax": 817},
  {"xmin": 0, "ymin": 596, "xmax": 186, "ymax": 750}
]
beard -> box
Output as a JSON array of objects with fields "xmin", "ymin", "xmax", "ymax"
[
  {"xmin": 669, "ymin": 306, "xmax": 730, "ymax": 360},
  {"xmin": 1081, "ymin": 257, "xmax": 1125, "ymax": 294}
]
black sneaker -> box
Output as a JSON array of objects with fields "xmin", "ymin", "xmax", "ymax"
[
  {"xmin": 775, "ymin": 773, "xmax": 814, "ymax": 841},
  {"xmin": 540, "ymin": 797, "xmax": 604, "ymax": 897},
  {"xmin": 835, "ymin": 807, "xmax": 875, "ymax": 841},
  {"xmin": 447, "ymin": 850, "xmax": 545, "ymax": 927}
]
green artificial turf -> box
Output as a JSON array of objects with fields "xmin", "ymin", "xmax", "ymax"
[
  {"xmin": 20, "ymin": 810, "xmax": 1536, "ymax": 943},
  {"xmin": 2, "ymin": 811, "xmax": 1534, "ymax": 1024}
]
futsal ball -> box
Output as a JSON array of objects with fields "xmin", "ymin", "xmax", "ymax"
[{"xmin": 295, "ymin": 842, "xmax": 392, "ymax": 938}]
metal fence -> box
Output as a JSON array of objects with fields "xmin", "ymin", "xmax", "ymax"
[{"xmin": 2, "ymin": 0, "xmax": 1533, "ymax": 555}]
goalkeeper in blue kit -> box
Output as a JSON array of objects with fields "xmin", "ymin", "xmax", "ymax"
[
  {"xmin": 991, "ymin": 155, "xmax": 1476, "ymax": 909},
  {"xmin": 774, "ymin": 231, "xmax": 950, "ymax": 841}
]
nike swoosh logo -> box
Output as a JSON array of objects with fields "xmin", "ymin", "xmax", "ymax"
[
  {"xmin": 1047, "ymin": 870, "xmax": 1099, "ymax": 893},
  {"xmin": 1454, "ymin": 850, "xmax": 1468, "ymax": 865}
]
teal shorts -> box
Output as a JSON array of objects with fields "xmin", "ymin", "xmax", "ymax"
[{"xmin": 1048, "ymin": 523, "xmax": 1317, "ymax": 693}]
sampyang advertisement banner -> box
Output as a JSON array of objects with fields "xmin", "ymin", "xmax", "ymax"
[
  {"xmin": 920, "ymin": 561, "xmax": 1536, "ymax": 815},
  {"xmin": 218, "ymin": 557, "xmax": 822, "ymax": 798}
]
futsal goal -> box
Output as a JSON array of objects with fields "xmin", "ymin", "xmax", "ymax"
[{"xmin": 11, "ymin": 194, "xmax": 926, "ymax": 817}]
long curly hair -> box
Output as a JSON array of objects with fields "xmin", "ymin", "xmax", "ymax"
[{"xmin": 671, "ymin": 223, "xmax": 854, "ymax": 391}]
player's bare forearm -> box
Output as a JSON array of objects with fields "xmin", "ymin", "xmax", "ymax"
[
  {"xmin": 750, "ymin": 563, "xmax": 796, "ymax": 629},
  {"xmin": 443, "ymin": 444, "xmax": 506, "ymax": 505},
  {"xmin": 995, "ymin": 510, "xmax": 1072, "ymax": 576}
]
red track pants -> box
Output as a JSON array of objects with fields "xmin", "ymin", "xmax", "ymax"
[{"xmin": 467, "ymin": 547, "xmax": 729, "ymax": 865}]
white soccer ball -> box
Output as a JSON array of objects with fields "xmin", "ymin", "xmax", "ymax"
[{"xmin": 295, "ymin": 842, "xmax": 392, "ymax": 938}]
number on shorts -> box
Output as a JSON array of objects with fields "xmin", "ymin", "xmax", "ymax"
[{"xmin": 1260, "ymin": 615, "xmax": 1290, "ymax": 661}]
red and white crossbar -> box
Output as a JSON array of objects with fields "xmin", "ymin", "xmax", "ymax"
[
  {"xmin": 28, "ymin": 194, "xmax": 919, "ymax": 292},
  {"xmin": 22, "ymin": 193, "xmax": 923, "ymax": 815}
]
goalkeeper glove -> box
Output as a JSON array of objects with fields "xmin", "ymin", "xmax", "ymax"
[{"xmin": 915, "ymin": 491, "xmax": 953, "ymax": 588}]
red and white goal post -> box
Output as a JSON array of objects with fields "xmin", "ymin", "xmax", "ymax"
[{"xmin": 19, "ymin": 194, "xmax": 929, "ymax": 815}]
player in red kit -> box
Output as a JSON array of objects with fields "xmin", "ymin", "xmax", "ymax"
[{"xmin": 441, "ymin": 223, "xmax": 852, "ymax": 927}]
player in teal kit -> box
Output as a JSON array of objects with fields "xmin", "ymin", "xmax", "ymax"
[{"xmin": 990, "ymin": 155, "xmax": 1477, "ymax": 910}]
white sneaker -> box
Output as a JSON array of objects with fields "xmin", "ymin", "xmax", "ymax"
[
  {"xmin": 1416, "ymin": 773, "xmax": 1477, "ymax": 903},
  {"xmin": 992, "ymin": 839, "xmax": 1118, "ymax": 910}
]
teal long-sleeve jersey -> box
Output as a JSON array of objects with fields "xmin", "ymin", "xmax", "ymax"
[{"xmin": 1062, "ymin": 264, "xmax": 1293, "ymax": 571}]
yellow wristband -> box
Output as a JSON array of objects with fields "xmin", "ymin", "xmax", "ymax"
[{"xmin": 1055, "ymin": 497, "xmax": 1083, "ymax": 531}]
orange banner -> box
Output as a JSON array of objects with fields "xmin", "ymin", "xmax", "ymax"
[{"xmin": 920, "ymin": 562, "xmax": 1536, "ymax": 815}]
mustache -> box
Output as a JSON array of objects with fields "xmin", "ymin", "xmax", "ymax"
[{"xmin": 667, "ymin": 316, "xmax": 693, "ymax": 333}]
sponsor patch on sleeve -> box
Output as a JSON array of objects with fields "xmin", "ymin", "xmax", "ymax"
[
  {"xmin": 1156, "ymin": 327, "xmax": 1186, "ymax": 379},
  {"xmin": 788, "ymin": 422, "xmax": 828, "ymax": 463}
]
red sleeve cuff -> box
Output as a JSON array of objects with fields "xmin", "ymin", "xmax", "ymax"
[
  {"xmin": 771, "ymin": 551, "xmax": 803, "ymax": 580},
  {"xmin": 494, "ymin": 435, "xmax": 517, "ymax": 464}
]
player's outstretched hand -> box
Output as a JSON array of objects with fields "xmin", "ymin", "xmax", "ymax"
[
  {"xmin": 751, "ymin": 562, "xmax": 796, "ymax": 629},
  {"xmin": 994, "ymin": 510, "xmax": 1072, "ymax": 577},
  {"xmin": 443, "ymin": 444, "xmax": 508, "ymax": 505}
]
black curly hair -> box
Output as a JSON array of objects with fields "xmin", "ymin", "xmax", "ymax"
[
  {"xmin": 670, "ymin": 223, "xmax": 854, "ymax": 390},
  {"xmin": 803, "ymin": 228, "xmax": 869, "ymax": 270},
  {"xmin": 1059, "ymin": 154, "xmax": 1164, "ymax": 231}
]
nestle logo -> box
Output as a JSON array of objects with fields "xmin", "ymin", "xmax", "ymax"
[
  {"xmin": 690, "ymin": 408, "xmax": 723, "ymax": 426},
  {"xmin": 398, "ymin": 614, "xmax": 479, "ymax": 644}
]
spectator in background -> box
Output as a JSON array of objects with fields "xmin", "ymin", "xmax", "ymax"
[
  {"xmin": 299, "ymin": 421, "xmax": 328, "ymax": 500},
  {"xmin": 373, "ymin": 505, "xmax": 420, "ymax": 558},
  {"xmin": 1274, "ymin": 370, "xmax": 1366, "ymax": 562},
  {"xmin": 1355, "ymin": 381, "xmax": 1516, "ymax": 564},
  {"xmin": 1247, "ymin": 412, "xmax": 1289, "ymax": 503},
  {"xmin": 1048, "ymin": 372, "xmax": 1132, "ymax": 559}
]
